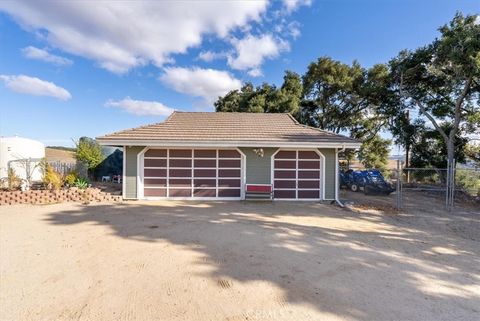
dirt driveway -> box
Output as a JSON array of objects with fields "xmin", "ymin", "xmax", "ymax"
[{"xmin": 1, "ymin": 201, "xmax": 479, "ymax": 321}]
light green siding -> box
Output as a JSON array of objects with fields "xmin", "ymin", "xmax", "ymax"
[
  {"xmin": 240, "ymin": 147, "xmax": 278, "ymax": 185},
  {"xmin": 124, "ymin": 146, "xmax": 145, "ymax": 199},
  {"xmin": 319, "ymin": 148, "xmax": 337, "ymax": 200},
  {"xmin": 123, "ymin": 146, "xmax": 338, "ymax": 200}
]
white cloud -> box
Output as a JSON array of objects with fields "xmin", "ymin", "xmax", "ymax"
[
  {"xmin": 159, "ymin": 67, "xmax": 241, "ymax": 104},
  {"xmin": 105, "ymin": 97, "xmax": 175, "ymax": 116},
  {"xmin": 21, "ymin": 46, "xmax": 73, "ymax": 66},
  {"xmin": 0, "ymin": 74, "xmax": 71, "ymax": 100},
  {"xmin": 197, "ymin": 50, "xmax": 227, "ymax": 62},
  {"xmin": 227, "ymin": 34, "xmax": 290, "ymax": 75},
  {"xmin": 0, "ymin": 1, "xmax": 267, "ymax": 73},
  {"xmin": 283, "ymin": 0, "xmax": 312, "ymax": 12},
  {"xmin": 247, "ymin": 68, "xmax": 263, "ymax": 77}
]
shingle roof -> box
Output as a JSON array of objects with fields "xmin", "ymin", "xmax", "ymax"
[{"xmin": 96, "ymin": 112, "xmax": 360, "ymax": 146}]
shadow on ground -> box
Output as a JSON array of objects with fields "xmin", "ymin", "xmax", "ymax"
[{"xmin": 45, "ymin": 201, "xmax": 480, "ymax": 320}]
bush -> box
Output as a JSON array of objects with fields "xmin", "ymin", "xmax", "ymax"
[
  {"xmin": 64, "ymin": 171, "xmax": 79, "ymax": 186},
  {"xmin": 73, "ymin": 178, "xmax": 89, "ymax": 189},
  {"xmin": 7, "ymin": 168, "xmax": 21, "ymax": 190},
  {"xmin": 42, "ymin": 163, "xmax": 62, "ymax": 190}
]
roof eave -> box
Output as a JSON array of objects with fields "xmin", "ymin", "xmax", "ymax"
[{"xmin": 96, "ymin": 138, "xmax": 361, "ymax": 149}]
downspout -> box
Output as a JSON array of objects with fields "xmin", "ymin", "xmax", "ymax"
[{"xmin": 335, "ymin": 144, "xmax": 346, "ymax": 207}]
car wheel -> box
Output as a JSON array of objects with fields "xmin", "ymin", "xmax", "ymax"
[{"xmin": 350, "ymin": 184, "xmax": 359, "ymax": 192}]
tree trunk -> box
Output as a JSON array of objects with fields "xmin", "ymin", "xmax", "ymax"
[{"xmin": 405, "ymin": 143, "xmax": 410, "ymax": 183}]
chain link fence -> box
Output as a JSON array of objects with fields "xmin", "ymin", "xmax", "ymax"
[{"xmin": 394, "ymin": 162, "xmax": 479, "ymax": 211}]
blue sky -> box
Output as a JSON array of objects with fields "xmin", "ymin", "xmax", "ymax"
[{"xmin": 0, "ymin": 0, "xmax": 478, "ymax": 147}]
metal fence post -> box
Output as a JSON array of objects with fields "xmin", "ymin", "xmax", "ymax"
[
  {"xmin": 445, "ymin": 160, "xmax": 456, "ymax": 212},
  {"xmin": 395, "ymin": 159, "xmax": 402, "ymax": 210}
]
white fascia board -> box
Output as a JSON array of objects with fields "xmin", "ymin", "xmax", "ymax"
[{"xmin": 97, "ymin": 139, "xmax": 361, "ymax": 149}]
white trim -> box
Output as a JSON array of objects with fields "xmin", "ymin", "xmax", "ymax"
[
  {"xmin": 137, "ymin": 146, "xmax": 149, "ymax": 199},
  {"xmin": 122, "ymin": 145, "xmax": 126, "ymax": 199},
  {"xmin": 137, "ymin": 147, "xmax": 245, "ymax": 200},
  {"xmin": 317, "ymin": 150, "xmax": 326, "ymax": 201},
  {"xmin": 98, "ymin": 139, "xmax": 361, "ymax": 149},
  {"xmin": 270, "ymin": 148, "xmax": 325, "ymax": 201}
]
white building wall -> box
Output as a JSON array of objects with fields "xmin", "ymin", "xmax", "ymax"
[{"xmin": 0, "ymin": 136, "xmax": 45, "ymax": 182}]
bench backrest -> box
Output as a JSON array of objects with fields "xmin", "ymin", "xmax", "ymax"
[{"xmin": 246, "ymin": 184, "xmax": 272, "ymax": 193}]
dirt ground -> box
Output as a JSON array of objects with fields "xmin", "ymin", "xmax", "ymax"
[{"xmin": 1, "ymin": 200, "xmax": 479, "ymax": 321}]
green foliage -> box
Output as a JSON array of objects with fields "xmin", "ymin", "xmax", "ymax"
[
  {"xmin": 74, "ymin": 137, "xmax": 105, "ymax": 175},
  {"xmin": 64, "ymin": 171, "xmax": 79, "ymax": 186},
  {"xmin": 73, "ymin": 178, "xmax": 89, "ymax": 189},
  {"xmin": 7, "ymin": 168, "xmax": 21, "ymax": 190},
  {"xmin": 213, "ymin": 12, "xmax": 479, "ymax": 171},
  {"xmin": 456, "ymin": 169, "xmax": 480, "ymax": 196},
  {"xmin": 215, "ymin": 71, "xmax": 303, "ymax": 115},
  {"xmin": 410, "ymin": 125, "xmax": 467, "ymax": 168},
  {"xmin": 42, "ymin": 162, "xmax": 62, "ymax": 190},
  {"xmin": 358, "ymin": 135, "xmax": 391, "ymax": 170},
  {"xmin": 464, "ymin": 144, "xmax": 480, "ymax": 165},
  {"xmin": 390, "ymin": 13, "xmax": 480, "ymax": 165}
]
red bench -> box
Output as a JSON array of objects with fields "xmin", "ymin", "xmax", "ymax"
[{"xmin": 245, "ymin": 184, "xmax": 272, "ymax": 200}]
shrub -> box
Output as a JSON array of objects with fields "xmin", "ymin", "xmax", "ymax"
[
  {"xmin": 42, "ymin": 163, "xmax": 62, "ymax": 190},
  {"xmin": 64, "ymin": 171, "xmax": 78, "ymax": 186},
  {"xmin": 7, "ymin": 168, "xmax": 21, "ymax": 190},
  {"xmin": 73, "ymin": 178, "xmax": 89, "ymax": 189}
]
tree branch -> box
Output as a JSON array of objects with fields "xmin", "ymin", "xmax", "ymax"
[
  {"xmin": 450, "ymin": 76, "xmax": 472, "ymax": 140},
  {"xmin": 416, "ymin": 101, "xmax": 449, "ymax": 142}
]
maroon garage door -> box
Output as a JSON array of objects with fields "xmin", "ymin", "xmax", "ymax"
[
  {"xmin": 273, "ymin": 150, "xmax": 322, "ymax": 200},
  {"xmin": 143, "ymin": 149, "xmax": 242, "ymax": 198}
]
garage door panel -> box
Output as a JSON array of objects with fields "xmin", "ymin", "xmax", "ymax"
[
  {"xmin": 169, "ymin": 189, "xmax": 191, "ymax": 197},
  {"xmin": 218, "ymin": 189, "xmax": 241, "ymax": 197},
  {"xmin": 298, "ymin": 160, "xmax": 320, "ymax": 169},
  {"xmin": 298, "ymin": 151, "xmax": 320, "ymax": 159},
  {"xmin": 218, "ymin": 179, "xmax": 241, "ymax": 188},
  {"xmin": 144, "ymin": 148, "xmax": 243, "ymax": 199},
  {"xmin": 219, "ymin": 169, "xmax": 240, "ymax": 177},
  {"xmin": 273, "ymin": 150, "xmax": 322, "ymax": 200},
  {"xmin": 274, "ymin": 180, "xmax": 296, "ymax": 188},
  {"xmin": 169, "ymin": 169, "xmax": 191, "ymax": 177},
  {"xmin": 298, "ymin": 170, "xmax": 320, "ymax": 179},
  {"xmin": 145, "ymin": 149, "xmax": 167, "ymax": 157},
  {"xmin": 218, "ymin": 150, "xmax": 241, "ymax": 158},
  {"xmin": 144, "ymin": 158, "xmax": 167, "ymax": 167},
  {"xmin": 274, "ymin": 190, "xmax": 296, "ymax": 199},
  {"xmin": 144, "ymin": 188, "xmax": 167, "ymax": 197},
  {"xmin": 169, "ymin": 149, "xmax": 192, "ymax": 157},
  {"xmin": 145, "ymin": 168, "xmax": 167, "ymax": 177},
  {"xmin": 144, "ymin": 178, "xmax": 167, "ymax": 187},
  {"xmin": 275, "ymin": 150, "xmax": 296, "ymax": 159},
  {"xmin": 194, "ymin": 169, "xmax": 216, "ymax": 178},
  {"xmin": 274, "ymin": 170, "xmax": 296, "ymax": 179},
  {"xmin": 169, "ymin": 158, "xmax": 192, "ymax": 168},
  {"xmin": 194, "ymin": 179, "xmax": 216, "ymax": 187},
  {"xmin": 194, "ymin": 149, "xmax": 216, "ymax": 158},
  {"xmin": 193, "ymin": 189, "xmax": 216, "ymax": 197},
  {"xmin": 274, "ymin": 160, "xmax": 296, "ymax": 169},
  {"xmin": 298, "ymin": 180, "xmax": 319, "ymax": 188},
  {"xmin": 169, "ymin": 179, "xmax": 191, "ymax": 187},
  {"xmin": 194, "ymin": 159, "xmax": 216, "ymax": 168},
  {"xmin": 298, "ymin": 190, "xmax": 320, "ymax": 199},
  {"xmin": 219, "ymin": 159, "xmax": 241, "ymax": 168}
]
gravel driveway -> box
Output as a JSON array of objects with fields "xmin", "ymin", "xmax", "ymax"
[{"xmin": 1, "ymin": 201, "xmax": 479, "ymax": 321}]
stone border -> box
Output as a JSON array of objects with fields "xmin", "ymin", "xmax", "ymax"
[{"xmin": 0, "ymin": 188, "xmax": 122, "ymax": 206}]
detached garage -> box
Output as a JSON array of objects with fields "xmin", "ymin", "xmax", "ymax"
[{"xmin": 97, "ymin": 112, "xmax": 360, "ymax": 201}]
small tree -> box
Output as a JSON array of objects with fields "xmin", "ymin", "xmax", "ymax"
[
  {"xmin": 7, "ymin": 168, "xmax": 21, "ymax": 190},
  {"xmin": 74, "ymin": 137, "xmax": 104, "ymax": 178},
  {"xmin": 41, "ymin": 161, "xmax": 62, "ymax": 190},
  {"xmin": 358, "ymin": 135, "xmax": 391, "ymax": 171},
  {"xmin": 390, "ymin": 13, "xmax": 480, "ymax": 170}
]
